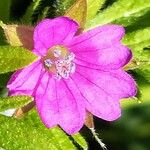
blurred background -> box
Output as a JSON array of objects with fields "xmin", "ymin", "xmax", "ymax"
[{"xmin": 0, "ymin": 0, "xmax": 150, "ymax": 150}]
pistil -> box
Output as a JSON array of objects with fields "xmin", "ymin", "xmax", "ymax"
[{"xmin": 42, "ymin": 45, "xmax": 76, "ymax": 80}]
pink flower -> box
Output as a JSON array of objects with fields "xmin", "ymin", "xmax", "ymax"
[{"xmin": 7, "ymin": 17, "xmax": 137, "ymax": 134}]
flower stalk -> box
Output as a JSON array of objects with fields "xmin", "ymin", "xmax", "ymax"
[{"xmin": 89, "ymin": 127, "xmax": 107, "ymax": 150}]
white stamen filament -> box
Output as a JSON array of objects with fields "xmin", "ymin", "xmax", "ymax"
[
  {"xmin": 53, "ymin": 49, "xmax": 62, "ymax": 57},
  {"xmin": 44, "ymin": 49, "xmax": 76, "ymax": 80},
  {"xmin": 54, "ymin": 52, "xmax": 75, "ymax": 80},
  {"xmin": 44, "ymin": 59, "xmax": 53, "ymax": 68}
]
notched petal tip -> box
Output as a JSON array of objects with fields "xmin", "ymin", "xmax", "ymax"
[
  {"xmin": 105, "ymin": 108, "xmax": 122, "ymax": 122},
  {"xmin": 107, "ymin": 24, "xmax": 125, "ymax": 41},
  {"xmin": 87, "ymin": 102, "xmax": 122, "ymax": 122},
  {"xmin": 69, "ymin": 23, "xmax": 129, "ymax": 70},
  {"xmin": 60, "ymin": 123, "xmax": 84, "ymax": 135},
  {"xmin": 34, "ymin": 16, "xmax": 79, "ymax": 31},
  {"xmin": 33, "ymin": 16, "xmax": 79, "ymax": 56},
  {"xmin": 60, "ymin": 16, "xmax": 79, "ymax": 27},
  {"xmin": 119, "ymin": 43, "xmax": 133, "ymax": 67},
  {"xmin": 124, "ymin": 72, "xmax": 137, "ymax": 98},
  {"xmin": 39, "ymin": 111, "xmax": 57, "ymax": 129}
]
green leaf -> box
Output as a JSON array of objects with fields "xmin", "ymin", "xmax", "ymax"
[
  {"xmin": 56, "ymin": 0, "xmax": 75, "ymax": 16},
  {"xmin": 0, "ymin": 96, "xmax": 32, "ymax": 112},
  {"xmin": 29, "ymin": 0, "xmax": 57, "ymax": 24},
  {"xmin": 65, "ymin": 0, "xmax": 87, "ymax": 30},
  {"xmin": 123, "ymin": 27, "xmax": 150, "ymax": 81},
  {"xmin": 87, "ymin": 0, "xmax": 106, "ymax": 21},
  {"xmin": 9, "ymin": 0, "xmax": 32, "ymax": 22},
  {"xmin": 135, "ymin": 63, "xmax": 150, "ymax": 82},
  {"xmin": 72, "ymin": 133, "xmax": 87, "ymax": 149},
  {"xmin": 0, "ymin": 110, "xmax": 87, "ymax": 150},
  {"xmin": 0, "ymin": 88, "xmax": 8, "ymax": 98},
  {"xmin": 0, "ymin": 0, "xmax": 11, "ymax": 45},
  {"xmin": 123, "ymin": 28, "xmax": 150, "ymax": 59},
  {"xmin": 86, "ymin": 0, "xmax": 150, "ymax": 29},
  {"xmin": 113, "ymin": 8, "xmax": 150, "ymax": 29},
  {"xmin": 22, "ymin": 0, "xmax": 44, "ymax": 24},
  {"xmin": 0, "ymin": 0, "xmax": 11, "ymax": 22},
  {"xmin": 0, "ymin": 73, "xmax": 12, "ymax": 88},
  {"xmin": 0, "ymin": 46, "xmax": 38, "ymax": 74},
  {"xmin": 21, "ymin": 2, "xmax": 35, "ymax": 24},
  {"xmin": 123, "ymin": 27, "xmax": 150, "ymax": 46}
]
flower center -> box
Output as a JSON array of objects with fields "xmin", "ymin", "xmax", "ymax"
[{"xmin": 42, "ymin": 45, "xmax": 76, "ymax": 80}]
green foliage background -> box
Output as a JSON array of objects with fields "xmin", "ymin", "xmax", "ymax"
[{"xmin": 0, "ymin": 0, "xmax": 150, "ymax": 150}]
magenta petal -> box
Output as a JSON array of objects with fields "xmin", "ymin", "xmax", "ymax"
[
  {"xmin": 74, "ymin": 43, "xmax": 132, "ymax": 70},
  {"xmin": 69, "ymin": 24, "xmax": 131, "ymax": 70},
  {"xmin": 76, "ymin": 65, "xmax": 137, "ymax": 98},
  {"xmin": 35, "ymin": 74, "xmax": 85, "ymax": 134},
  {"xmin": 86, "ymin": 96, "xmax": 121, "ymax": 121},
  {"xmin": 71, "ymin": 65, "xmax": 137, "ymax": 121},
  {"xmin": 35, "ymin": 73, "xmax": 59, "ymax": 128},
  {"xmin": 72, "ymin": 74, "xmax": 121, "ymax": 121},
  {"xmin": 33, "ymin": 17, "xmax": 79, "ymax": 56},
  {"xmin": 70, "ymin": 24, "xmax": 125, "ymax": 51},
  {"xmin": 56, "ymin": 79, "xmax": 85, "ymax": 135},
  {"xmin": 7, "ymin": 60, "xmax": 43, "ymax": 96}
]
